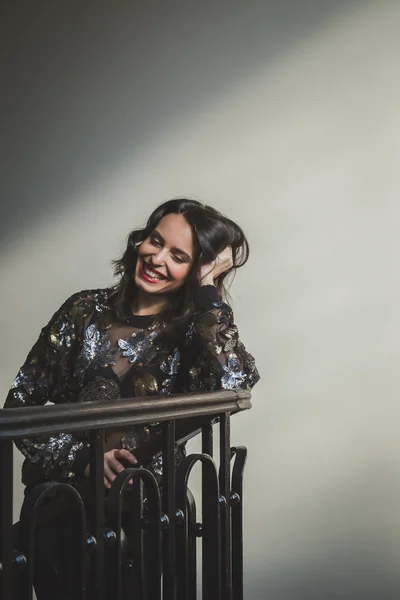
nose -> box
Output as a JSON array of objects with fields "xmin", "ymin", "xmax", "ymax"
[{"xmin": 151, "ymin": 248, "xmax": 167, "ymax": 265}]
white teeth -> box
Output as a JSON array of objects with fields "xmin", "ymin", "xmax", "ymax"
[{"xmin": 144, "ymin": 263, "xmax": 164, "ymax": 280}]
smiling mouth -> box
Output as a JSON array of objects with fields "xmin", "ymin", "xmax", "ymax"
[{"xmin": 140, "ymin": 261, "xmax": 167, "ymax": 283}]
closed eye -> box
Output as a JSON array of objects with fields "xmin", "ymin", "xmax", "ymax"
[
  {"xmin": 150, "ymin": 234, "xmax": 162, "ymax": 248},
  {"xmin": 149, "ymin": 229, "xmax": 192, "ymax": 263},
  {"xmin": 172, "ymin": 254, "xmax": 188, "ymax": 264}
]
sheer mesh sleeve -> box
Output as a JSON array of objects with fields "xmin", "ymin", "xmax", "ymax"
[
  {"xmin": 4, "ymin": 292, "xmax": 94, "ymax": 483},
  {"xmin": 179, "ymin": 286, "xmax": 260, "ymax": 392}
]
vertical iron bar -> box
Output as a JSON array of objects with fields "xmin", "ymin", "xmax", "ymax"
[
  {"xmin": 107, "ymin": 471, "xmax": 144, "ymax": 600},
  {"xmin": 175, "ymin": 478, "xmax": 188, "ymax": 600},
  {"xmin": 202, "ymin": 419, "xmax": 213, "ymax": 598},
  {"xmin": 162, "ymin": 420, "xmax": 176, "ymax": 600},
  {"xmin": 65, "ymin": 514, "xmax": 74, "ymax": 600},
  {"xmin": 202, "ymin": 422, "xmax": 213, "ymax": 457},
  {"xmin": 69, "ymin": 503, "xmax": 88, "ymax": 600},
  {"xmin": 231, "ymin": 448, "xmax": 247, "ymax": 600},
  {"xmin": 89, "ymin": 429, "xmax": 105, "ymax": 600},
  {"xmin": 129, "ymin": 479, "xmax": 144, "ymax": 599},
  {"xmin": 144, "ymin": 477, "xmax": 162, "ymax": 600},
  {"xmin": 200, "ymin": 459, "xmax": 221, "ymax": 600},
  {"xmin": 186, "ymin": 488, "xmax": 197, "ymax": 600},
  {"xmin": 0, "ymin": 440, "xmax": 14, "ymax": 600},
  {"xmin": 106, "ymin": 486, "xmax": 122, "ymax": 600},
  {"xmin": 219, "ymin": 414, "xmax": 232, "ymax": 600}
]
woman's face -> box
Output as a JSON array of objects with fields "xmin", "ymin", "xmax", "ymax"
[{"xmin": 134, "ymin": 213, "xmax": 195, "ymax": 295}]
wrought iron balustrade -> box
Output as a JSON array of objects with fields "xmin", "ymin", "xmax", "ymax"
[{"xmin": 0, "ymin": 390, "xmax": 251, "ymax": 600}]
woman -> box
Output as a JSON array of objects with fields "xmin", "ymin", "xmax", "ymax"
[{"xmin": 5, "ymin": 198, "xmax": 259, "ymax": 596}]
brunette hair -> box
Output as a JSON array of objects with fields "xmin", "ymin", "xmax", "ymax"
[{"xmin": 110, "ymin": 198, "xmax": 249, "ymax": 339}]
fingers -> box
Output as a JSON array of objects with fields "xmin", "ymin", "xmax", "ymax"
[
  {"xmin": 107, "ymin": 455, "xmax": 126, "ymax": 474},
  {"xmin": 215, "ymin": 246, "xmax": 233, "ymax": 276},
  {"xmin": 217, "ymin": 246, "xmax": 233, "ymax": 263},
  {"xmin": 199, "ymin": 262, "xmax": 217, "ymax": 286},
  {"xmin": 102, "ymin": 449, "xmax": 138, "ymax": 489},
  {"xmin": 104, "ymin": 463, "xmax": 116, "ymax": 489},
  {"xmin": 200, "ymin": 245, "xmax": 233, "ymax": 284},
  {"xmin": 115, "ymin": 449, "xmax": 138, "ymax": 466}
]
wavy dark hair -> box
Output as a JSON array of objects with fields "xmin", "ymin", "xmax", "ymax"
[{"xmin": 109, "ymin": 198, "xmax": 249, "ymax": 340}]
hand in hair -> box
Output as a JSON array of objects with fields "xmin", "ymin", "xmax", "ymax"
[{"xmin": 200, "ymin": 246, "xmax": 233, "ymax": 286}]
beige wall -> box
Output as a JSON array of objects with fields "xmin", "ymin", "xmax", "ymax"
[{"xmin": 1, "ymin": 1, "xmax": 399, "ymax": 597}]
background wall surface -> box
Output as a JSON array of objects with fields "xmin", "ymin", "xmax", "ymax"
[{"xmin": 1, "ymin": 1, "xmax": 400, "ymax": 598}]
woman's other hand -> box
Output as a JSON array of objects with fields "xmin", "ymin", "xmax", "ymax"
[
  {"xmin": 84, "ymin": 448, "xmax": 137, "ymax": 489},
  {"xmin": 200, "ymin": 246, "xmax": 233, "ymax": 286}
]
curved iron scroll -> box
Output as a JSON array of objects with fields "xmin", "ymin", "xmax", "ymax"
[
  {"xmin": 176, "ymin": 453, "xmax": 221, "ymax": 600},
  {"xmin": 18, "ymin": 482, "xmax": 87, "ymax": 600},
  {"xmin": 107, "ymin": 467, "xmax": 162, "ymax": 600}
]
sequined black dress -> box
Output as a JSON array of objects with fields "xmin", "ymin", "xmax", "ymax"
[{"xmin": 5, "ymin": 285, "xmax": 259, "ymax": 490}]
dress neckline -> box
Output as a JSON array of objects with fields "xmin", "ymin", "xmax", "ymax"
[{"xmin": 123, "ymin": 313, "xmax": 156, "ymax": 328}]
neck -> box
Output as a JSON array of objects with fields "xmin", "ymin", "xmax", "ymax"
[{"xmin": 132, "ymin": 290, "xmax": 167, "ymax": 316}]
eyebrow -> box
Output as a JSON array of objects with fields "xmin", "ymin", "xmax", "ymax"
[{"xmin": 152, "ymin": 229, "xmax": 192, "ymax": 261}]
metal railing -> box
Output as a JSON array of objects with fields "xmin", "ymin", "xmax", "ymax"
[{"xmin": 0, "ymin": 390, "xmax": 251, "ymax": 599}]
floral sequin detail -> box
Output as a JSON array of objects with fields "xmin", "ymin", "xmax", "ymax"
[
  {"xmin": 132, "ymin": 372, "xmax": 159, "ymax": 396},
  {"xmin": 195, "ymin": 312, "xmax": 219, "ymax": 342},
  {"xmin": 235, "ymin": 340, "xmax": 259, "ymax": 389},
  {"xmin": 184, "ymin": 322, "xmax": 195, "ymax": 347},
  {"xmin": 78, "ymin": 376, "xmax": 120, "ymax": 403},
  {"xmin": 220, "ymin": 325, "xmax": 239, "ymax": 352},
  {"xmin": 213, "ymin": 301, "xmax": 234, "ymax": 326},
  {"xmin": 20, "ymin": 434, "xmax": 85, "ymax": 478},
  {"xmin": 147, "ymin": 445, "xmax": 186, "ymax": 479},
  {"xmin": 160, "ymin": 347, "xmax": 180, "ymax": 394},
  {"xmin": 11, "ymin": 369, "xmax": 35, "ymax": 393},
  {"xmin": 75, "ymin": 324, "xmax": 119, "ymax": 381},
  {"xmin": 120, "ymin": 431, "xmax": 140, "ymax": 453},
  {"xmin": 49, "ymin": 319, "xmax": 74, "ymax": 349},
  {"xmin": 221, "ymin": 353, "xmax": 247, "ymax": 390},
  {"xmin": 118, "ymin": 330, "xmax": 158, "ymax": 365}
]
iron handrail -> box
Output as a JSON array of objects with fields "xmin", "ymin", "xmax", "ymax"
[{"xmin": 0, "ymin": 390, "xmax": 251, "ymax": 440}]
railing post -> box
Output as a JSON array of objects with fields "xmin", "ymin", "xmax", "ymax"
[
  {"xmin": 129, "ymin": 479, "xmax": 145, "ymax": 598},
  {"xmin": 231, "ymin": 447, "xmax": 247, "ymax": 600},
  {"xmin": 89, "ymin": 429, "xmax": 105, "ymax": 600},
  {"xmin": 219, "ymin": 413, "xmax": 232, "ymax": 600},
  {"xmin": 202, "ymin": 420, "xmax": 214, "ymax": 597},
  {"xmin": 186, "ymin": 488, "xmax": 197, "ymax": 600},
  {"xmin": 0, "ymin": 440, "xmax": 14, "ymax": 599},
  {"xmin": 162, "ymin": 420, "xmax": 176, "ymax": 600}
]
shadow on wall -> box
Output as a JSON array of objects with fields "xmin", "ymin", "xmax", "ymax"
[
  {"xmin": 246, "ymin": 566, "xmax": 400, "ymax": 600},
  {"xmin": 1, "ymin": 0, "xmax": 367, "ymax": 245},
  {"xmin": 4, "ymin": 1, "xmax": 398, "ymax": 599},
  {"xmin": 242, "ymin": 435, "xmax": 400, "ymax": 599}
]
